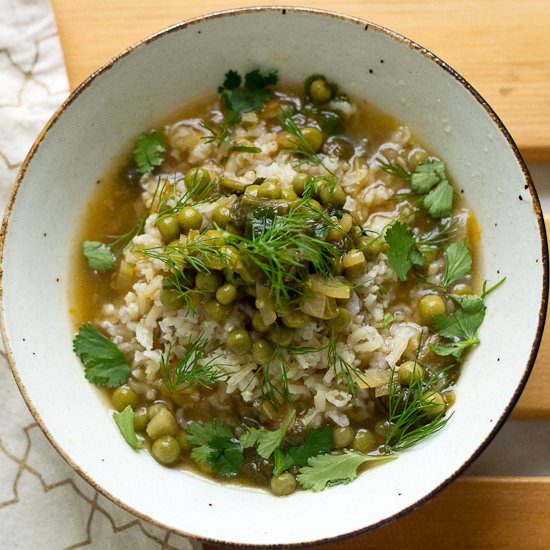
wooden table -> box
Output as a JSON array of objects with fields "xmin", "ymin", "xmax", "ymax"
[{"xmin": 50, "ymin": 1, "xmax": 550, "ymax": 547}]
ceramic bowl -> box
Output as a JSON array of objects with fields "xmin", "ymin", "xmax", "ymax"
[{"xmin": 1, "ymin": 7, "xmax": 547, "ymax": 547}]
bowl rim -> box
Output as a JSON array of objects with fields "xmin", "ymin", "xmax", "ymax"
[{"xmin": 0, "ymin": 5, "xmax": 548, "ymax": 547}]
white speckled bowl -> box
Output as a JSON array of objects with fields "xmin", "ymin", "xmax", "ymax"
[{"xmin": 1, "ymin": 7, "xmax": 547, "ymax": 547}]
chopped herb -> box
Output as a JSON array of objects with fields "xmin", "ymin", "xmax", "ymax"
[
  {"xmin": 73, "ymin": 324, "xmax": 131, "ymax": 387},
  {"xmin": 82, "ymin": 240, "xmax": 115, "ymax": 272},
  {"xmin": 161, "ymin": 338, "xmax": 227, "ymax": 392},
  {"xmin": 384, "ymin": 221, "xmax": 425, "ymax": 281},
  {"xmin": 230, "ymin": 145, "xmax": 262, "ymax": 153},
  {"xmin": 186, "ymin": 420, "xmax": 243, "ymax": 476},
  {"xmin": 134, "ymin": 131, "xmax": 166, "ymax": 174},
  {"xmin": 423, "ymin": 180, "xmax": 454, "ymax": 219},
  {"xmin": 273, "ymin": 427, "xmax": 333, "ymax": 475},
  {"xmin": 327, "ymin": 335, "xmax": 369, "ymax": 395},
  {"xmin": 218, "ymin": 68, "xmax": 278, "ymax": 115},
  {"xmin": 378, "ymin": 160, "xmax": 411, "ymax": 181},
  {"xmin": 240, "ymin": 410, "xmax": 295, "ymax": 459},
  {"xmin": 381, "ymin": 312, "xmax": 395, "ymax": 329},
  {"xmin": 443, "ymin": 238, "xmax": 472, "ymax": 287},
  {"xmin": 297, "ymin": 450, "xmax": 395, "ymax": 492},
  {"xmin": 113, "ymin": 405, "xmax": 142, "ymax": 449},
  {"xmin": 411, "ymin": 160, "xmax": 446, "ymax": 193}
]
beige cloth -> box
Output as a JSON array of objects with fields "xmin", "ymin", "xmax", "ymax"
[{"xmin": 0, "ymin": 2, "xmax": 200, "ymax": 548}]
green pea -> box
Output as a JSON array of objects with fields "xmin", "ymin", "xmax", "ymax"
[
  {"xmin": 292, "ymin": 173, "xmax": 309, "ymax": 195},
  {"xmin": 220, "ymin": 176, "xmax": 247, "ymax": 193},
  {"xmin": 203, "ymin": 299, "xmax": 231, "ymax": 321},
  {"xmin": 257, "ymin": 180, "xmax": 281, "ymax": 199},
  {"xmin": 146, "ymin": 407, "xmax": 179, "ymax": 440},
  {"xmin": 322, "ymin": 136, "xmax": 355, "ymax": 160},
  {"xmin": 177, "ymin": 206, "xmax": 202, "ymax": 231},
  {"xmin": 301, "ymin": 127, "xmax": 324, "ymax": 152},
  {"xmin": 351, "ymin": 429, "xmax": 377, "ymax": 453},
  {"xmin": 147, "ymin": 403, "xmax": 168, "ymax": 420},
  {"xmin": 177, "ymin": 430, "xmax": 191, "ymax": 452},
  {"xmin": 267, "ymin": 325, "xmax": 294, "ymax": 347},
  {"xmin": 185, "ymin": 167, "xmax": 210, "ymax": 192},
  {"xmin": 226, "ymin": 329, "xmax": 252, "ymax": 355},
  {"xmin": 195, "ymin": 271, "xmax": 222, "ymax": 293},
  {"xmin": 133, "ymin": 406, "xmax": 149, "ymax": 432},
  {"xmin": 327, "ymin": 307, "xmax": 351, "ymax": 333},
  {"xmin": 333, "ymin": 426, "xmax": 355, "ymax": 449},
  {"xmin": 309, "ymin": 78, "xmax": 333, "ymax": 104},
  {"xmin": 281, "ymin": 187, "xmax": 298, "ymax": 201},
  {"xmin": 318, "ymin": 184, "xmax": 346, "ymax": 208},
  {"xmin": 453, "ymin": 283, "xmax": 473, "ymax": 295},
  {"xmin": 315, "ymin": 110, "xmax": 343, "ymax": 134},
  {"xmin": 216, "ymin": 283, "xmax": 237, "ymax": 305},
  {"xmin": 159, "ymin": 288, "xmax": 184, "ymax": 309},
  {"xmin": 252, "ymin": 339, "xmax": 274, "ymax": 364},
  {"xmin": 417, "ymin": 295, "xmax": 446, "ymax": 326},
  {"xmin": 157, "ymin": 216, "xmax": 180, "ymax": 243},
  {"xmin": 212, "ymin": 204, "xmax": 232, "ymax": 228},
  {"xmin": 281, "ymin": 310, "xmax": 310, "ymax": 328},
  {"xmin": 244, "ymin": 184, "xmax": 260, "ymax": 198},
  {"xmin": 398, "ymin": 360, "xmax": 424, "ymax": 386},
  {"xmin": 270, "ymin": 473, "xmax": 297, "ymax": 496},
  {"xmin": 424, "ymin": 391, "xmax": 447, "ymax": 416},
  {"xmin": 408, "ymin": 148, "xmax": 428, "ymax": 169},
  {"xmin": 112, "ymin": 385, "xmax": 137, "ymax": 412},
  {"xmin": 252, "ymin": 310, "xmax": 272, "ymax": 333},
  {"xmin": 152, "ymin": 435, "xmax": 181, "ymax": 465}
]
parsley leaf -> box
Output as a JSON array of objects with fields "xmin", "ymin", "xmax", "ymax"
[
  {"xmin": 423, "ymin": 180, "xmax": 454, "ymax": 219},
  {"xmin": 297, "ymin": 450, "xmax": 395, "ymax": 492},
  {"xmin": 240, "ymin": 410, "xmax": 295, "ymax": 459},
  {"xmin": 82, "ymin": 240, "xmax": 115, "ymax": 271},
  {"xmin": 113, "ymin": 405, "xmax": 142, "ymax": 449},
  {"xmin": 443, "ymin": 238, "xmax": 472, "ymax": 287},
  {"xmin": 134, "ymin": 131, "xmax": 166, "ymax": 174},
  {"xmin": 411, "ymin": 160, "xmax": 446, "ymax": 193},
  {"xmin": 218, "ymin": 69, "xmax": 278, "ymax": 115},
  {"xmin": 73, "ymin": 324, "xmax": 131, "ymax": 387},
  {"xmin": 187, "ymin": 421, "xmax": 243, "ymax": 476},
  {"xmin": 385, "ymin": 221, "xmax": 425, "ymax": 281}
]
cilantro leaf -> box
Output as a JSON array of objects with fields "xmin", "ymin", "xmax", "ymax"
[
  {"xmin": 297, "ymin": 451, "xmax": 395, "ymax": 492},
  {"xmin": 385, "ymin": 221, "xmax": 425, "ymax": 281},
  {"xmin": 187, "ymin": 421, "xmax": 243, "ymax": 476},
  {"xmin": 240, "ymin": 411, "xmax": 295, "ymax": 459},
  {"xmin": 73, "ymin": 324, "xmax": 131, "ymax": 387},
  {"xmin": 423, "ymin": 180, "xmax": 453, "ymax": 219},
  {"xmin": 272, "ymin": 427, "xmax": 334, "ymax": 475},
  {"xmin": 429, "ymin": 339, "xmax": 477, "ymax": 360},
  {"xmin": 218, "ymin": 69, "xmax": 278, "ymax": 114},
  {"xmin": 82, "ymin": 240, "xmax": 115, "ymax": 271},
  {"xmin": 443, "ymin": 239, "xmax": 472, "ymax": 287},
  {"xmin": 433, "ymin": 295, "xmax": 486, "ymax": 341},
  {"xmin": 113, "ymin": 405, "xmax": 142, "ymax": 449},
  {"xmin": 134, "ymin": 131, "xmax": 166, "ymax": 174},
  {"xmin": 411, "ymin": 160, "xmax": 446, "ymax": 193}
]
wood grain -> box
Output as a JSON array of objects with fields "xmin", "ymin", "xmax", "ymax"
[
  {"xmin": 203, "ymin": 478, "xmax": 550, "ymax": 549},
  {"xmin": 50, "ymin": 0, "xmax": 550, "ymax": 161}
]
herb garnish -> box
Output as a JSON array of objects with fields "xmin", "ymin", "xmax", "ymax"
[
  {"xmin": 134, "ymin": 131, "xmax": 166, "ymax": 174},
  {"xmin": 273, "ymin": 426, "xmax": 333, "ymax": 475},
  {"xmin": 82, "ymin": 241, "xmax": 115, "ymax": 271},
  {"xmin": 384, "ymin": 363, "xmax": 452, "ymax": 451},
  {"xmin": 296, "ymin": 450, "xmax": 395, "ymax": 492},
  {"xmin": 186, "ymin": 420, "xmax": 244, "ymax": 476},
  {"xmin": 240, "ymin": 410, "xmax": 296, "ymax": 459},
  {"xmin": 380, "ymin": 159, "xmax": 453, "ymax": 219},
  {"xmin": 327, "ymin": 334, "xmax": 370, "ymax": 395},
  {"xmin": 161, "ymin": 337, "xmax": 227, "ymax": 392},
  {"xmin": 113, "ymin": 405, "xmax": 142, "ymax": 449},
  {"xmin": 443, "ymin": 238, "xmax": 472, "ymax": 287},
  {"xmin": 384, "ymin": 221, "xmax": 425, "ymax": 281},
  {"xmin": 73, "ymin": 324, "xmax": 131, "ymax": 387}
]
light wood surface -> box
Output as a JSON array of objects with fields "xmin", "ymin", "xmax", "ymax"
[
  {"xmin": 203, "ymin": 478, "xmax": 550, "ymax": 549},
  {"xmin": 51, "ymin": 0, "xmax": 550, "ymax": 161}
]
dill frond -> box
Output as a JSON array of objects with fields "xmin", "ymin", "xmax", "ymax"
[
  {"xmin": 378, "ymin": 160, "xmax": 412, "ymax": 180},
  {"xmin": 161, "ymin": 338, "xmax": 227, "ymax": 392},
  {"xmin": 327, "ymin": 334, "xmax": 369, "ymax": 396}
]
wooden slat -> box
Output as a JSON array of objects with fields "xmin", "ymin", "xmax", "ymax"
[
  {"xmin": 51, "ymin": 0, "xmax": 550, "ymax": 161},
  {"xmin": 203, "ymin": 478, "xmax": 550, "ymax": 550}
]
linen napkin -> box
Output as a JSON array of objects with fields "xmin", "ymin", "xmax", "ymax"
[{"xmin": 0, "ymin": 1, "xmax": 200, "ymax": 548}]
